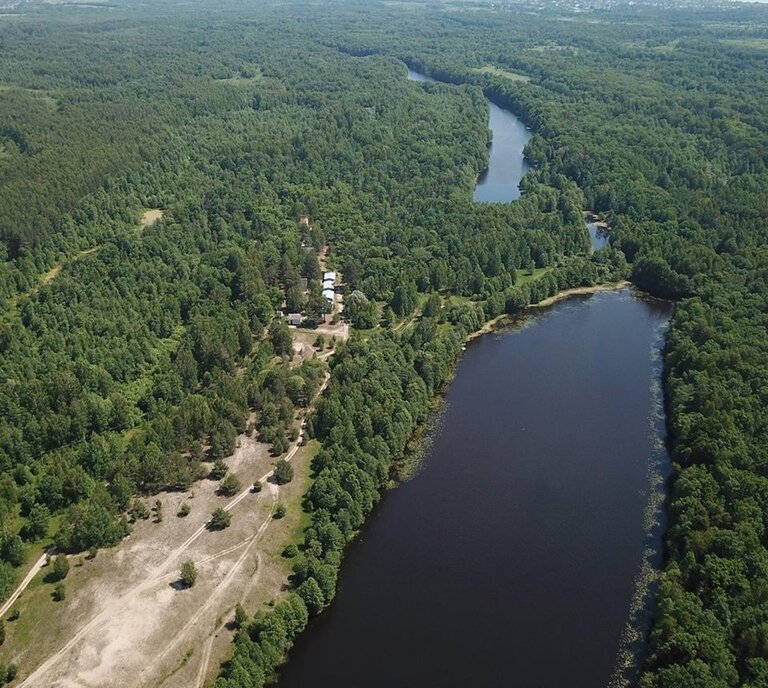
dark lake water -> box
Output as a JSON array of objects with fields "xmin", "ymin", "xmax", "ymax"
[
  {"xmin": 406, "ymin": 67, "xmax": 531, "ymax": 202},
  {"xmin": 278, "ymin": 288, "xmax": 672, "ymax": 688}
]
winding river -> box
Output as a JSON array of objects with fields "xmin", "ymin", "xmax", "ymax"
[
  {"xmin": 277, "ymin": 67, "xmax": 670, "ymax": 688},
  {"xmin": 406, "ymin": 66, "xmax": 531, "ymax": 202}
]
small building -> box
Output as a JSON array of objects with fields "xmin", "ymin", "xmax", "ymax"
[
  {"xmin": 299, "ymin": 277, "xmax": 309, "ymax": 293},
  {"xmin": 323, "ymin": 271, "xmax": 336, "ymax": 283},
  {"xmin": 287, "ymin": 313, "xmax": 303, "ymax": 326},
  {"xmin": 322, "ymin": 288, "xmax": 335, "ymax": 303}
]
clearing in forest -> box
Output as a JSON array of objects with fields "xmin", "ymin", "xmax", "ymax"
[{"xmin": 139, "ymin": 209, "xmax": 164, "ymax": 230}]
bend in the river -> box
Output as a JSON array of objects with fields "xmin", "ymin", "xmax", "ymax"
[{"xmin": 406, "ymin": 66, "xmax": 531, "ymax": 202}]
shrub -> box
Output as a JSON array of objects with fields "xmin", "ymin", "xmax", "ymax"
[
  {"xmin": 218, "ymin": 473, "xmax": 242, "ymax": 497},
  {"xmin": 53, "ymin": 583, "xmax": 66, "ymax": 601},
  {"xmin": 209, "ymin": 508, "xmax": 231, "ymax": 530},
  {"xmin": 177, "ymin": 502, "xmax": 191, "ymax": 517},
  {"xmin": 180, "ymin": 560, "xmax": 198, "ymax": 588},
  {"xmin": 273, "ymin": 460, "xmax": 294, "ymax": 485},
  {"xmin": 130, "ymin": 499, "xmax": 150, "ymax": 521},
  {"xmin": 52, "ymin": 554, "xmax": 70, "ymax": 582},
  {"xmin": 209, "ymin": 458, "xmax": 228, "ymax": 480}
]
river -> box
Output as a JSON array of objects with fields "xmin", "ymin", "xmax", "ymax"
[
  {"xmin": 406, "ymin": 66, "xmax": 531, "ymax": 202},
  {"xmin": 588, "ymin": 221, "xmax": 611, "ymax": 252},
  {"xmin": 278, "ymin": 289, "xmax": 671, "ymax": 688}
]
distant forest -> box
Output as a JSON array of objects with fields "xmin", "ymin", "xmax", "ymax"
[{"xmin": 0, "ymin": 1, "xmax": 767, "ymax": 687}]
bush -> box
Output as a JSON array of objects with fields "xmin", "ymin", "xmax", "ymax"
[
  {"xmin": 234, "ymin": 603, "xmax": 247, "ymax": 629},
  {"xmin": 52, "ymin": 554, "xmax": 70, "ymax": 582},
  {"xmin": 177, "ymin": 502, "xmax": 191, "ymax": 517},
  {"xmin": 180, "ymin": 560, "xmax": 197, "ymax": 588},
  {"xmin": 130, "ymin": 499, "xmax": 150, "ymax": 522},
  {"xmin": 252, "ymin": 480, "xmax": 262, "ymax": 493},
  {"xmin": 209, "ymin": 508, "xmax": 231, "ymax": 530},
  {"xmin": 274, "ymin": 503, "xmax": 286, "ymax": 519},
  {"xmin": 273, "ymin": 460, "xmax": 294, "ymax": 485},
  {"xmin": 282, "ymin": 544, "xmax": 298, "ymax": 558},
  {"xmin": 209, "ymin": 458, "xmax": 228, "ymax": 481},
  {"xmin": 218, "ymin": 473, "xmax": 242, "ymax": 497},
  {"xmin": 53, "ymin": 583, "xmax": 66, "ymax": 601}
]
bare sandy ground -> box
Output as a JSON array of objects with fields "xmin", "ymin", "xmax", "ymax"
[
  {"xmin": 139, "ymin": 209, "xmax": 164, "ymax": 230},
  {"xmin": 9, "ymin": 417, "xmax": 317, "ymax": 688}
]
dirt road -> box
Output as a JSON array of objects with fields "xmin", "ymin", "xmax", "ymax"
[{"xmin": 0, "ymin": 551, "xmax": 51, "ymax": 620}]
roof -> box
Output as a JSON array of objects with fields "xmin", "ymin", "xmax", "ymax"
[{"xmin": 323, "ymin": 271, "xmax": 336, "ymax": 281}]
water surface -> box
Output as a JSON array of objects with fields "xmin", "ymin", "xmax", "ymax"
[
  {"xmin": 407, "ymin": 66, "xmax": 531, "ymax": 202},
  {"xmin": 588, "ymin": 221, "xmax": 611, "ymax": 251},
  {"xmin": 279, "ymin": 289, "xmax": 672, "ymax": 688}
]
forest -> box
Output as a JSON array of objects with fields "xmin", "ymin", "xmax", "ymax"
[{"xmin": 0, "ymin": 0, "xmax": 767, "ymax": 686}]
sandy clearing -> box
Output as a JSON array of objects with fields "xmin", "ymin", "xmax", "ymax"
[
  {"xmin": 13, "ymin": 375, "xmax": 329, "ymax": 688},
  {"xmin": 140, "ymin": 209, "xmax": 164, "ymax": 230},
  {"xmin": 15, "ymin": 437, "xmax": 275, "ymax": 688},
  {"xmin": 525, "ymin": 280, "xmax": 630, "ymax": 310}
]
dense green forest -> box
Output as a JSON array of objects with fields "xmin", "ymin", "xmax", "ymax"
[{"xmin": 0, "ymin": 0, "xmax": 767, "ymax": 686}]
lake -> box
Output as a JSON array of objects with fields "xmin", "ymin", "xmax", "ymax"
[
  {"xmin": 406, "ymin": 66, "xmax": 531, "ymax": 202},
  {"xmin": 278, "ymin": 288, "xmax": 672, "ymax": 688}
]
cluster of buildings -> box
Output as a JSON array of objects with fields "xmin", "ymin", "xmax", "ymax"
[{"xmin": 323, "ymin": 271, "xmax": 336, "ymax": 304}]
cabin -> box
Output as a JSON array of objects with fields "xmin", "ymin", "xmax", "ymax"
[
  {"xmin": 322, "ymin": 270, "xmax": 336, "ymax": 304},
  {"xmin": 299, "ymin": 277, "xmax": 309, "ymax": 293},
  {"xmin": 287, "ymin": 313, "xmax": 303, "ymax": 326}
]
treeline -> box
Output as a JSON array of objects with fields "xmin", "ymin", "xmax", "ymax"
[
  {"xmin": 640, "ymin": 276, "xmax": 768, "ymax": 688},
  {"xmin": 216, "ymin": 310, "xmax": 467, "ymax": 686}
]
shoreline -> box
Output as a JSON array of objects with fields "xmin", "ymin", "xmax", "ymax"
[
  {"xmin": 466, "ymin": 280, "xmax": 631, "ymax": 343},
  {"xmin": 526, "ymin": 280, "xmax": 630, "ymax": 310},
  {"xmin": 400, "ymin": 279, "xmax": 633, "ymax": 479}
]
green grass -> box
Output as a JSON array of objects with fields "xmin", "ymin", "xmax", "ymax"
[
  {"xmin": 517, "ymin": 266, "xmax": 553, "ymax": 285},
  {"xmin": 213, "ymin": 67, "xmax": 263, "ymax": 84},
  {"xmin": 473, "ymin": 65, "xmax": 530, "ymax": 83}
]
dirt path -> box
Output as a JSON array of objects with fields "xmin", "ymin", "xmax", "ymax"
[
  {"xmin": 16, "ymin": 374, "xmax": 330, "ymax": 688},
  {"xmin": 133, "ymin": 489, "xmax": 277, "ymax": 688},
  {"xmin": 194, "ymin": 635, "xmax": 216, "ymax": 688},
  {"xmin": 0, "ymin": 550, "xmax": 50, "ymax": 619}
]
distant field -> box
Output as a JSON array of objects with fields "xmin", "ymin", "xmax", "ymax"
[
  {"xmin": 213, "ymin": 68, "xmax": 262, "ymax": 84},
  {"xmin": 473, "ymin": 65, "xmax": 530, "ymax": 83},
  {"xmin": 722, "ymin": 38, "xmax": 768, "ymax": 50}
]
